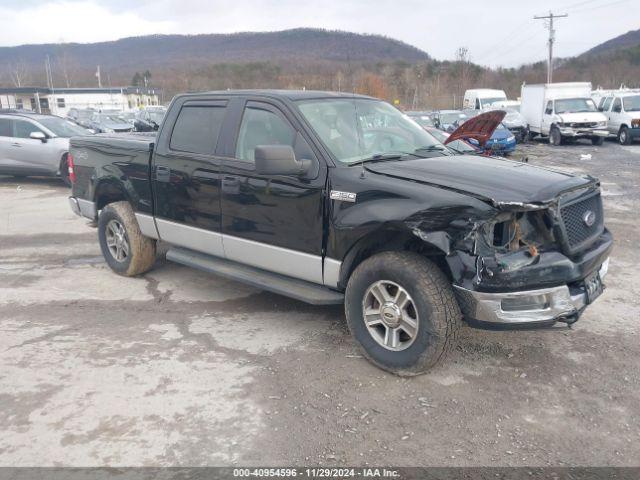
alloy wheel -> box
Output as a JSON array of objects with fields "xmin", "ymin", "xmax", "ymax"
[
  {"xmin": 362, "ymin": 280, "xmax": 419, "ymax": 351},
  {"xmin": 105, "ymin": 219, "xmax": 130, "ymax": 262}
]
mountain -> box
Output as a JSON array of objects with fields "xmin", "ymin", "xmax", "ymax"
[
  {"xmin": 0, "ymin": 28, "xmax": 430, "ymax": 73},
  {"xmin": 579, "ymin": 28, "xmax": 640, "ymax": 58}
]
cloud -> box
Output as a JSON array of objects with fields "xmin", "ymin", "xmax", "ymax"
[{"xmin": 0, "ymin": 1, "xmax": 174, "ymax": 46}]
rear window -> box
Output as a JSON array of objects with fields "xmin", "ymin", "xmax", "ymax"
[{"xmin": 170, "ymin": 106, "xmax": 226, "ymax": 155}]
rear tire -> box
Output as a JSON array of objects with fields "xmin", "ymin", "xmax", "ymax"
[
  {"xmin": 549, "ymin": 127, "xmax": 562, "ymax": 146},
  {"xmin": 59, "ymin": 155, "xmax": 71, "ymax": 187},
  {"xmin": 619, "ymin": 126, "xmax": 632, "ymax": 145},
  {"xmin": 345, "ymin": 252, "xmax": 461, "ymax": 376},
  {"xmin": 591, "ymin": 136, "xmax": 604, "ymax": 146},
  {"xmin": 98, "ymin": 201, "xmax": 156, "ymax": 276}
]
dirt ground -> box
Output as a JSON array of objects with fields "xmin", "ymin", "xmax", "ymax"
[{"xmin": 0, "ymin": 139, "xmax": 639, "ymax": 467}]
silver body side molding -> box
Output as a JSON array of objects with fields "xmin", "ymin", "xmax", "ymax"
[
  {"xmin": 155, "ymin": 218, "xmax": 225, "ymax": 258},
  {"xmin": 323, "ymin": 258, "xmax": 342, "ymax": 288},
  {"xmin": 223, "ymin": 235, "xmax": 323, "ymax": 285},
  {"xmin": 150, "ymin": 217, "xmax": 342, "ymax": 287},
  {"xmin": 134, "ymin": 213, "xmax": 159, "ymax": 240}
]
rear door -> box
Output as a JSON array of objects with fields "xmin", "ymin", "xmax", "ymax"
[
  {"xmin": 0, "ymin": 117, "xmax": 15, "ymax": 170},
  {"xmin": 219, "ymin": 98, "xmax": 327, "ymax": 284},
  {"xmin": 151, "ymin": 97, "xmax": 229, "ymax": 257}
]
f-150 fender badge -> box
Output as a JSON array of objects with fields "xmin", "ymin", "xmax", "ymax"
[{"xmin": 330, "ymin": 190, "xmax": 357, "ymax": 203}]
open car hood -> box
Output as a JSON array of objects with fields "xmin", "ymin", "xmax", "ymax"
[{"xmin": 444, "ymin": 110, "xmax": 506, "ymax": 147}]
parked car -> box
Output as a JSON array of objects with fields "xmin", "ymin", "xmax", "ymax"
[
  {"xmin": 405, "ymin": 111, "xmax": 435, "ymax": 129},
  {"xmin": 68, "ymin": 90, "xmax": 612, "ymax": 375},
  {"xmin": 597, "ymin": 91, "xmax": 640, "ymax": 144},
  {"xmin": 486, "ymin": 107, "xmax": 528, "ymax": 142},
  {"xmin": 433, "ymin": 110, "xmax": 469, "ymax": 132},
  {"xmin": 520, "ymin": 82, "xmax": 608, "ymax": 146},
  {"xmin": 0, "ymin": 112, "xmax": 91, "ymax": 185},
  {"xmin": 89, "ymin": 113, "xmax": 133, "ymax": 133},
  {"xmin": 67, "ymin": 108, "xmax": 95, "ymax": 128},
  {"xmin": 134, "ymin": 106, "xmax": 167, "ymax": 132},
  {"xmin": 463, "ymin": 89, "xmax": 508, "ymax": 110}
]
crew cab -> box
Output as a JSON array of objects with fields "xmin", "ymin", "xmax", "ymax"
[{"xmin": 68, "ymin": 90, "xmax": 613, "ymax": 375}]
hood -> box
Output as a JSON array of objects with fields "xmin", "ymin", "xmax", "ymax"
[
  {"xmin": 445, "ymin": 110, "xmax": 506, "ymax": 147},
  {"xmin": 558, "ymin": 111, "xmax": 606, "ymax": 123},
  {"xmin": 502, "ymin": 112, "xmax": 526, "ymax": 128},
  {"xmin": 364, "ymin": 155, "xmax": 596, "ymax": 208}
]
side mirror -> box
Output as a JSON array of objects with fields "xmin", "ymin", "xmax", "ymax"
[
  {"xmin": 254, "ymin": 145, "xmax": 311, "ymax": 176},
  {"xmin": 30, "ymin": 131, "xmax": 47, "ymax": 142}
]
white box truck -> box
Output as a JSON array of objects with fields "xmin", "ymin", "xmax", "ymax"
[
  {"xmin": 463, "ymin": 89, "xmax": 508, "ymax": 110},
  {"xmin": 520, "ymin": 82, "xmax": 608, "ymax": 146}
]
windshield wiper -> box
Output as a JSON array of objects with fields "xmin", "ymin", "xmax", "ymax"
[
  {"xmin": 349, "ymin": 152, "xmax": 409, "ymax": 166},
  {"xmin": 415, "ymin": 145, "xmax": 447, "ymax": 152}
]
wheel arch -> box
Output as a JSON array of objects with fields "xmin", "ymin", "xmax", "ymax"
[
  {"xmin": 93, "ymin": 178, "xmax": 133, "ymax": 212},
  {"xmin": 337, "ymin": 226, "xmax": 453, "ymax": 290}
]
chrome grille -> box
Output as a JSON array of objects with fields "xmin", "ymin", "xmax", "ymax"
[
  {"xmin": 566, "ymin": 122, "xmax": 597, "ymax": 128},
  {"xmin": 559, "ymin": 192, "xmax": 604, "ymax": 254}
]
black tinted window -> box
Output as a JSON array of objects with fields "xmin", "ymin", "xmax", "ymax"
[
  {"xmin": 236, "ymin": 107, "xmax": 295, "ymax": 162},
  {"xmin": 170, "ymin": 106, "xmax": 226, "ymax": 155}
]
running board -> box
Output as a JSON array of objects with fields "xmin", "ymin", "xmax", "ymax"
[{"xmin": 166, "ymin": 247, "xmax": 345, "ymax": 305}]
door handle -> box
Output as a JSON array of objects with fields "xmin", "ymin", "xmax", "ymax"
[{"xmin": 155, "ymin": 165, "xmax": 170, "ymax": 182}]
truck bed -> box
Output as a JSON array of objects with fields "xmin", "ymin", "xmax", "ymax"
[{"xmin": 69, "ymin": 132, "xmax": 157, "ymax": 210}]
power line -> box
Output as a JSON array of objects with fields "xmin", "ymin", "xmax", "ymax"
[{"xmin": 534, "ymin": 12, "xmax": 568, "ymax": 83}]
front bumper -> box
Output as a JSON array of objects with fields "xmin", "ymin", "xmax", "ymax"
[
  {"xmin": 559, "ymin": 127, "xmax": 608, "ymax": 138},
  {"xmin": 628, "ymin": 127, "xmax": 640, "ymax": 139},
  {"xmin": 455, "ymin": 258, "xmax": 609, "ymax": 327},
  {"xmin": 69, "ymin": 196, "xmax": 96, "ymax": 220}
]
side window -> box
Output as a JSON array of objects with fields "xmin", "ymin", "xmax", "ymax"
[
  {"xmin": 475, "ymin": 98, "xmax": 480, "ymax": 109},
  {"xmin": 14, "ymin": 120, "xmax": 44, "ymax": 139},
  {"xmin": 169, "ymin": 105, "xmax": 226, "ymax": 155},
  {"xmin": 612, "ymin": 98, "xmax": 622, "ymax": 113},
  {"xmin": 0, "ymin": 118, "xmax": 12, "ymax": 137},
  {"xmin": 235, "ymin": 107, "xmax": 296, "ymax": 162},
  {"xmin": 601, "ymin": 97, "xmax": 612, "ymax": 112},
  {"xmin": 545, "ymin": 101, "xmax": 553, "ymax": 115}
]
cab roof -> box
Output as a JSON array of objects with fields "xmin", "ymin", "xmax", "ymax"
[{"xmin": 179, "ymin": 89, "xmax": 376, "ymax": 101}]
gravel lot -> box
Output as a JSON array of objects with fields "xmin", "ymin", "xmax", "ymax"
[{"xmin": 1, "ymin": 139, "xmax": 639, "ymax": 467}]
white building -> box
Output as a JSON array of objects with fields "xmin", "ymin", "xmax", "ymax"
[{"xmin": 0, "ymin": 86, "xmax": 161, "ymax": 117}]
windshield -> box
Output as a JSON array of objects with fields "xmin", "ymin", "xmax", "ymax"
[
  {"xmin": 97, "ymin": 115, "xmax": 127, "ymax": 123},
  {"xmin": 38, "ymin": 117, "xmax": 91, "ymax": 137},
  {"xmin": 555, "ymin": 98, "xmax": 597, "ymax": 114},
  {"xmin": 441, "ymin": 112, "xmax": 468, "ymax": 125},
  {"xmin": 297, "ymin": 98, "xmax": 442, "ymax": 164},
  {"xmin": 481, "ymin": 97, "xmax": 507, "ymax": 107},
  {"xmin": 623, "ymin": 95, "xmax": 640, "ymax": 112},
  {"xmin": 408, "ymin": 115, "xmax": 434, "ymax": 127}
]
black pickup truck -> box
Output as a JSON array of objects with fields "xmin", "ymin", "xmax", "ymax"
[{"xmin": 68, "ymin": 90, "xmax": 612, "ymax": 375}]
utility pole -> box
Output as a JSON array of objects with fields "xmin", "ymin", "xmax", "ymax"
[{"xmin": 534, "ymin": 11, "xmax": 568, "ymax": 84}]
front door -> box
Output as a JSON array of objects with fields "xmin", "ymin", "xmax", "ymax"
[
  {"xmin": 151, "ymin": 98, "xmax": 229, "ymax": 257},
  {"xmin": 610, "ymin": 97, "xmax": 623, "ymax": 133},
  {"xmin": 7, "ymin": 119, "xmax": 57, "ymax": 175},
  {"xmin": 220, "ymin": 99, "xmax": 327, "ymax": 284}
]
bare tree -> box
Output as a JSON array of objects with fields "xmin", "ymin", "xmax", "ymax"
[{"xmin": 9, "ymin": 60, "xmax": 30, "ymax": 87}]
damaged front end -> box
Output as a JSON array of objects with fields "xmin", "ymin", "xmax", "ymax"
[{"xmin": 411, "ymin": 185, "xmax": 613, "ymax": 328}]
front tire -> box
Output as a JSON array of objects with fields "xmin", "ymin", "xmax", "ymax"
[
  {"xmin": 98, "ymin": 201, "xmax": 156, "ymax": 276},
  {"xmin": 619, "ymin": 126, "xmax": 632, "ymax": 145},
  {"xmin": 549, "ymin": 126, "xmax": 562, "ymax": 146},
  {"xmin": 591, "ymin": 136, "xmax": 604, "ymax": 146},
  {"xmin": 345, "ymin": 252, "xmax": 461, "ymax": 376}
]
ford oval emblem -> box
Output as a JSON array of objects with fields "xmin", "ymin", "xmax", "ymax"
[{"xmin": 583, "ymin": 210, "xmax": 596, "ymax": 227}]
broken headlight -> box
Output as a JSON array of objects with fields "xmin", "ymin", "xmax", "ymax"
[{"xmin": 477, "ymin": 210, "xmax": 555, "ymax": 256}]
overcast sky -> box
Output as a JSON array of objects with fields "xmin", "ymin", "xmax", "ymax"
[{"xmin": 0, "ymin": 0, "xmax": 637, "ymax": 67}]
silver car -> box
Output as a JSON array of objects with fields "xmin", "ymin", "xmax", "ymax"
[{"xmin": 0, "ymin": 112, "xmax": 92, "ymax": 186}]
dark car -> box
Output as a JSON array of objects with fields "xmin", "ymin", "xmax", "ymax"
[
  {"xmin": 68, "ymin": 90, "xmax": 612, "ymax": 375},
  {"xmin": 134, "ymin": 107, "xmax": 167, "ymax": 132},
  {"xmin": 89, "ymin": 113, "xmax": 133, "ymax": 133},
  {"xmin": 67, "ymin": 108, "xmax": 95, "ymax": 129}
]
